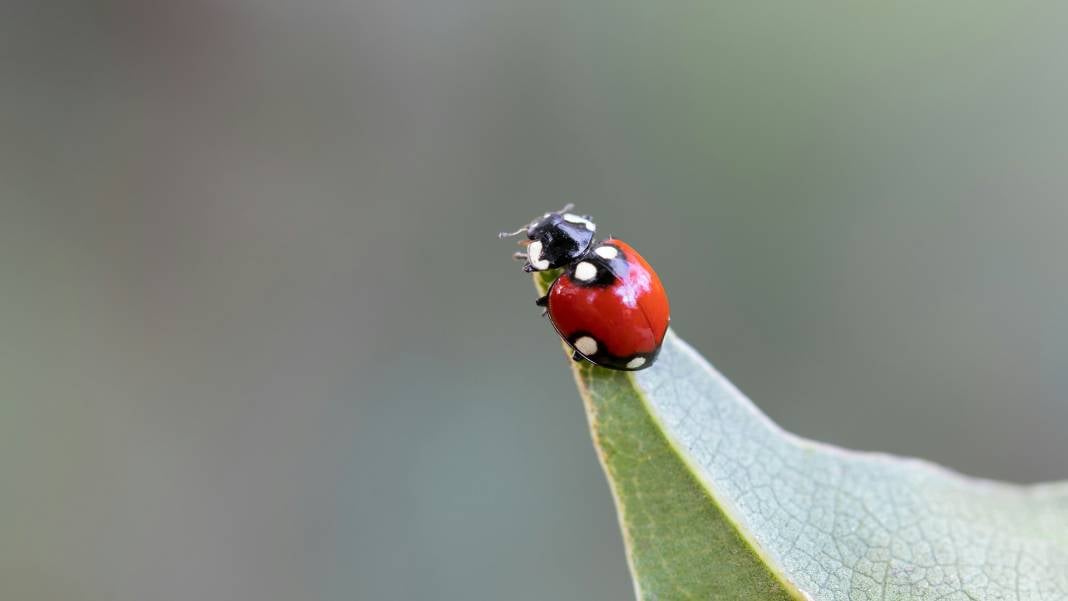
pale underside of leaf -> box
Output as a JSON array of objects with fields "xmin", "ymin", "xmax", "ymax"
[{"xmin": 533, "ymin": 272, "xmax": 1068, "ymax": 601}]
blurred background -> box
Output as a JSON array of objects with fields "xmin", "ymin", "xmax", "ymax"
[{"xmin": 4, "ymin": 1, "xmax": 1068, "ymax": 600}]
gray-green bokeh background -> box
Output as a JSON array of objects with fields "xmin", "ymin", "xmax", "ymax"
[{"xmin": 5, "ymin": 2, "xmax": 1068, "ymax": 600}]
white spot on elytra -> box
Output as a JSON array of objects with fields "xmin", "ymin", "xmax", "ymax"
[
  {"xmin": 574, "ymin": 261, "xmax": 597, "ymax": 281},
  {"xmin": 626, "ymin": 357, "xmax": 646, "ymax": 369},
  {"xmin": 562, "ymin": 213, "xmax": 596, "ymax": 232},
  {"xmin": 574, "ymin": 336, "xmax": 598, "ymax": 356},
  {"xmin": 527, "ymin": 240, "xmax": 550, "ymax": 270},
  {"xmin": 594, "ymin": 245, "xmax": 619, "ymax": 260}
]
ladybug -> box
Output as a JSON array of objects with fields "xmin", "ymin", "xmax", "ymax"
[{"xmin": 499, "ymin": 205, "xmax": 670, "ymax": 371}]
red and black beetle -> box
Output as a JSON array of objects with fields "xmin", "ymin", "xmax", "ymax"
[{"xmin": 500, "ymin": 206, "xmax": 670, "ymax": 370}]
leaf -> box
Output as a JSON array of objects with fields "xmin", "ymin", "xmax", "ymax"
[{"xmin": 533, "ymin": 271, "xmax": 1068, "ymax": 601}]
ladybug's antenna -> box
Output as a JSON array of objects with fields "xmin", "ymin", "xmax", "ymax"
[
  {"xmin": 498, "ymin": 204, "xmax": 576, "ymax": 239},
  {"xmin": 497, "ymin": 226, "xmax": 528, "ymax": 239}
]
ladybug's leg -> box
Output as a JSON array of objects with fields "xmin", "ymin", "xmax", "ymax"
[
  {"xmin": 570, "ymin": 350, "xmax": 594, "ymax": 364},
  {"xmin": 535, "ymin": 294, "xmax": 549, "ymax": 316},
  {"xmin": 513, "ymin": 252, "xmax": 534, "ymax": 270}
]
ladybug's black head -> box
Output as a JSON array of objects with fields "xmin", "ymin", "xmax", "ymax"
[{"xmin": 499, "ymin": 205, "xmax": 597, "ymax": 271}]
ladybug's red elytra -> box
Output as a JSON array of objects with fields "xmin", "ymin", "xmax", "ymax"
[{"xmin": 499, "ymin": 206, "xmax": 670, "ymax": 371}]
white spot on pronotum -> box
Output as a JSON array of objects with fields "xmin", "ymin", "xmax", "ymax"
[
  {"xmin": 562, "ymin": 213, "xmax": 597, "ymax": 232},
  {"xmin": 574, "ymin": 261, "xmax": 597, "ymax": 281},
  {"xmin": 574, "ymin": 336, "xmax": 598, "ymax": 356},
  {"xmin": 626, "ymin": 357, "xmax": 646, "ymax": 369},
  {"xmin": 527, "ymin": 240, "xmax": 550, "ymax": 270},
  {"xmin": 594, "ymin": 245, "xmax": 619, "ymax": 260}
]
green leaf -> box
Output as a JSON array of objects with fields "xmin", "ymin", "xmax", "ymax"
[{"xmin": 534, "ymin": 271, "xmax": 1068, "ymax": 601}]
